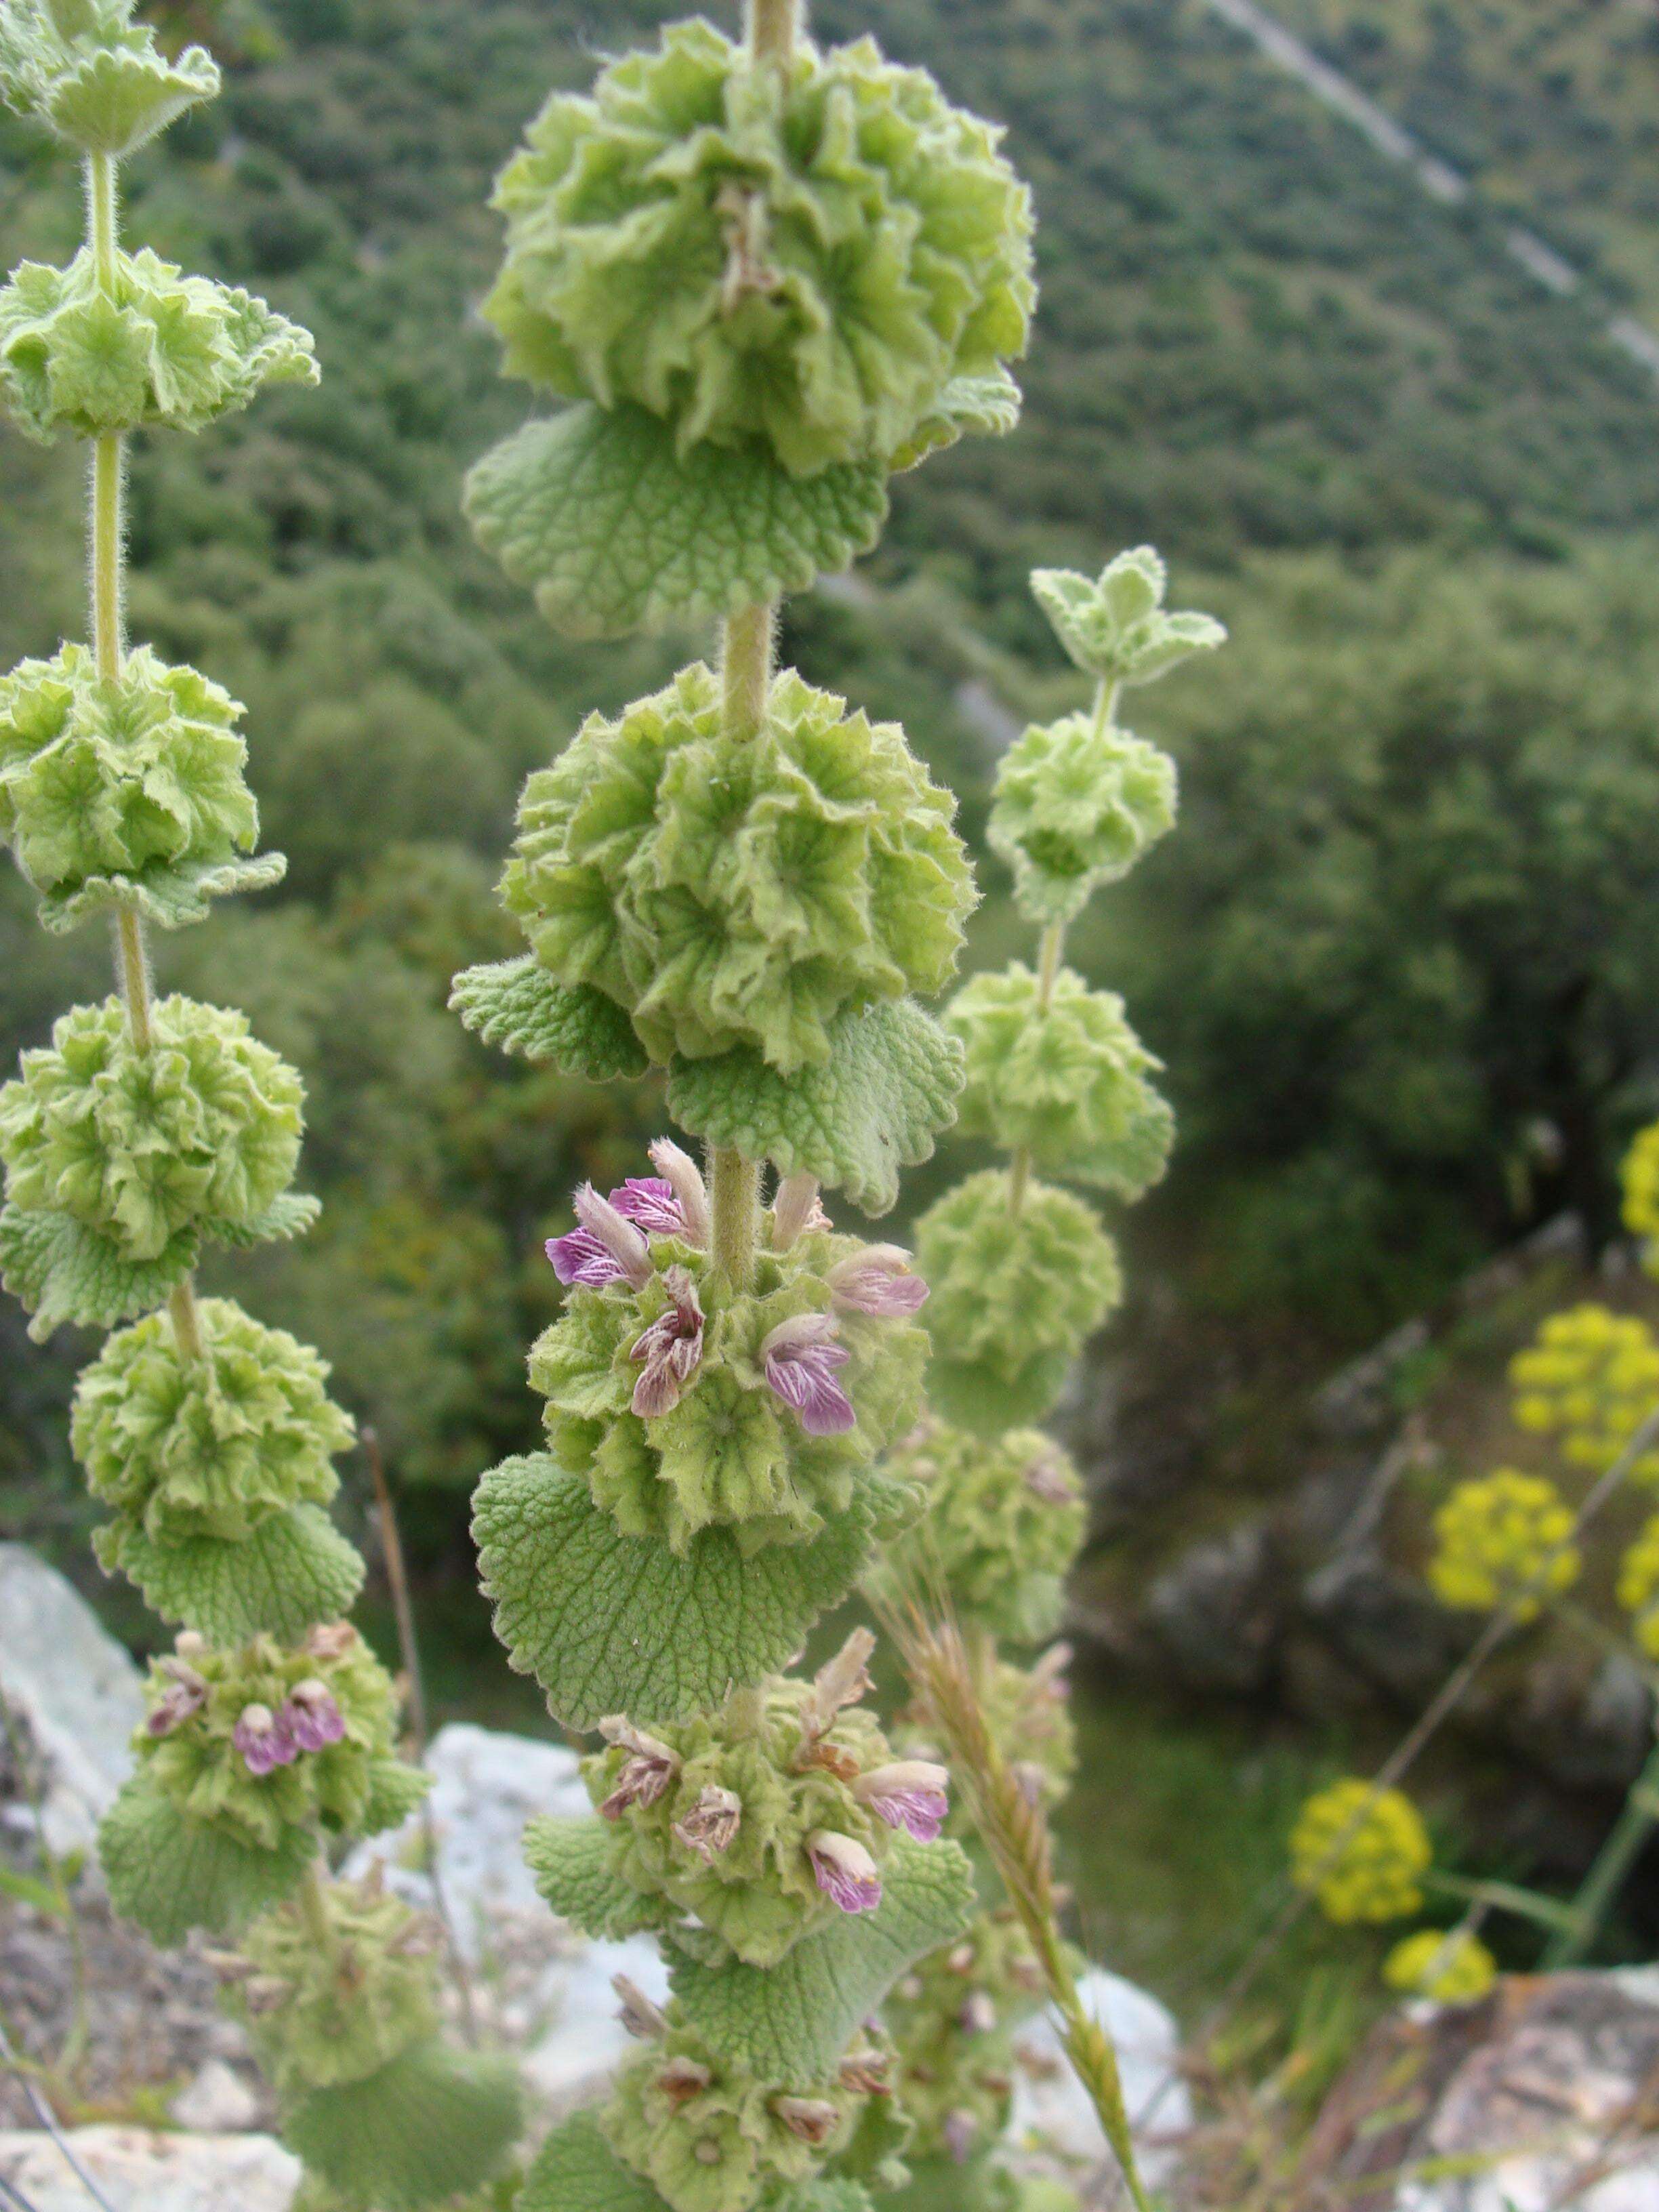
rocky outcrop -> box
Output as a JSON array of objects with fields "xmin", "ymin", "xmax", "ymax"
[{"xmin": 0, "ymin": 2127, "xmax": 300, "ymax": 2211}]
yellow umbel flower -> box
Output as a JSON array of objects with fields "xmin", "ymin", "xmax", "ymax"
[
  {"xmin": 1427, "ymin": 1471, "xmax": 1578, "ymax": 1622},
  {"xmin": 1616, "ymin": 1515, "xmax": 1659, "ymax": 1660},
  {"xmin": 1383, "ymin": 1927, "xmax": 1497, "ymax": 2004},
  {"xmin": 1289, "ymin": 1780, "xmax": 1431, "ymax": 1925},
  {"xmin": 1509, "ymin": 1304, "xmax": 1659, "ymax": 1486},
  {"xmin": 1622, "ymin": 1120, "xmax": 1659, "ymax": 1264}
]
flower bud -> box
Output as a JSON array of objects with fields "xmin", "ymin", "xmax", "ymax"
[
  {"xmin": 771, "ymin": 1171, "xmax": 826, "ymax": 1252},
  {"xmin": 648, "ymin": 1139, "xmax": 710, "ymax": 1245},
  {"xmin": 613, "ymin": 1974, "xmax": 669, "ymax": 2040}
]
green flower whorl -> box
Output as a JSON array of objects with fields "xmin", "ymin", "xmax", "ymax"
[
  {"xmin": 946, "ymin": 963, "xmax": 1173, "ymax": 1197},
  {"xmin": 0, "ymin": 245, "xmax": 316, "ymax": 443},
  {"xmin": 987, "ymin": 715, "xmax": 1176, "ymax": 926},
  {"xmin": 502, "ymin": 662, "xmax": 973, "ymax": 1076},
  {"xmin": 72, "ymin": 1296, "xmax": 354, "ymax": 1547},
  {"xmin": 869, "ymin": 1422, "xmax": 1086, "ymax": 1643},
  {"xmin": 912, "ymin": 1171, "xmax": 1121, "ymax": 1432},
  {"xmin": 484, "ymin": 19, "xmax": 1033, "ymax": 479},
  {"xmin": 0, "ymin": 994, "xmax": 303, "ymax": 1261},
  {"xmin": 0, "ymin": 642, "xmax": 279, "ymax": 929},
  {"xmin": 885, "ymin": 1908, "xmax": 1045, "ymax": 2164}
]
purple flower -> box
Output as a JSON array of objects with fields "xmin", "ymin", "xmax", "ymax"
[
  {"xmin": 609, "ymin": 1176, "xmax": 687, "ymax": 1237},
  {"xmin": 629, "ymin": 1267, "xmax": 705, "ymax": 1418},
  {"xmin": 853, "ymin": 1759, "xmax": 949, "ymax": 1843},
  {"xmin": 284, "ymin": 1680, "xmax": 346, "ymax": 1753},
  {"xmin": 598, "ymin": 1717, "xmax": 680, "ymax": 1815},
  {"xmin": 806, "ymin": 1830, "xmax": 882, "ymax": 1914},
  {"xmin": 771, "ymin": 1170, "xmax": 829, "ymax": 1252},
  {"xmin": 232, "ymin": 1702, "xmax": 298, "ymax": 1776},
  {"xmin": 827, "ymin": 1245, "xmax": 929, "ymax": 1317},
  {"xmin": 647, "ymin": 1139, "xmax": 710, "ymax": 1245},
  {"xmin": 548, "ymin": 1183, "xmax": 653, "ymax": 1290},
  {"xmin": 761, "ymin": 1312, "xmax": 855, "ymax": 1436},
  {"xmin": 146, "ymin": 1656, "xmax": 207, "ymax": 1738}
]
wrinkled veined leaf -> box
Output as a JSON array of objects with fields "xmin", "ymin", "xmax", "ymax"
[
  {"xmin": 665, "ymin": 1000, "xmax": 964, "ymax": 1218},
  {"xmin": 204, "ymin": 1190, "xmax": 323, "ymax": 1251},
  {"xmin": 523, "ymin": 1816, "xmax": 672, "ymax": 1941},
  {"xmin": 890, "ymin": 366, "xmax": 1023, "ymax": 472},
  {"xmin": 668, "ymin": 1834, "xmax": 977, "ymax": 2081},
  {"xmin": 449, "ymin": 956, "xmax": 647, "ymax": 1080},
  {"xmin": 464, "ymin": 404, "xmax": 888, "ymax": 640},
  {"xmin": 472, "ymin": 1452, "xmax": 877, "ymax": 1729},
  {"xmin": 98, "ymin": 1502, "xmax": 365, "ymax": 1643},
  {"xmin": 99, "ymin": 1770, "xmax": 312, "ymax": 1943},
  {"xmin": 518, "ymin": 2112, "xmax": 668, "ymax": 2212},
  {"xmin": 281, "ymin": 2036, "xmax": 524, "ymax": 2212},
  {"xmin": 0, "ymin": 1202, "xmax": 196, "ymax": 1340},
  {"xmin": 38, "ymin": 851, "xmax": 286, "ymax": 935}
]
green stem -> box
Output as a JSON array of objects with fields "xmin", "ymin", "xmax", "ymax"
[
  {"xmin": 115, "ymin": 905, "xmax": 152, "ymax": 1052},
  {"xmin": 298, "ymin": 1858, "xmax": 335, "ymax": 1953},
  {"xmin": 167, "ymin": 1279, "xmax": 205, "ymax": 1363},
  {"xmin": 1006, "ymin": 1148, "xmax": 1031, "ymax": 1221},
  {"xmin": 1036, "ymin": 918, "xmax": 1065, "ymax": 1009},
  {"xmin": 1090, "ymin": 674, "xmax": 1121, "ymax": 740},
  {"xmin": 746, "ymin": 0, "xmax": 800, "ymax": 66},
  {"xmin": 1544, "ymin": 1739, "xmax": 1659, "ymax": 1969},
  {"xmin": 710, "ymin": 1147, "xmax": 760, "ymax": 1292},
  {"xmin": 91, "ymin": 436, "xmax": 123, "ymax": 682},
  {"xmin": 720, "ymin": 600, "xmax": 773, "ymax": 739},
  {"xmin": 1424, "ymin": 1868, "xmax": 1582, "ymax": 1937}
]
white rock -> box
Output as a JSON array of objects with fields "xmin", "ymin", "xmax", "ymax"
[
  {"xmin": 519, "ymin": 1931, "xmax": 672, "ymax": 2106},
  {"xmin": 0, "ymin": 2127, "xmax": 299, "ymax": 2211},
  {"xmin": 169, "ymin": 2057, "xmax": 261, "ymax": 2133},
  {"xmin": 0, "ymin": 1544, "xmax": 144, "ymax": 1856},
  {"xmin": 1008, "ymin": 1965, "xmax": 1191, "ymax": 2182}
]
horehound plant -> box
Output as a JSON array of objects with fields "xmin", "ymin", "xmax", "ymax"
[
  {"xmin": 0, "ymin": 9, "xmax": 521, "ymax": 2208},
  {"xmin": 865, "ymin": 548, "xmax": 1223, "ymax": 2212}
]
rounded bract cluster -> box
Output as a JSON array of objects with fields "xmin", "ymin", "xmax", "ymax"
[
  {"xmin": 987, "ymin": 714, "xmax": 1176, "ymax": 926},
  {"xmin": 603, "ymin": 2008, "xmax": 888, "ymax": 2212},
  {"xmin": 503, "ymin": 663, "xmax": 972, "ymax": 1076},
  {"xmin": 72, "ymin": 1296, "xmax": 353, "ymax": 1547},
  {"xmin": 884, "ymin": 1908, "xmax": 1045, "ymax": 2167},
  {"xmin": 1509, "ymin": 1303, "xmax": 1659, "ymax": 1485},
  {"xmin": 0, "ymin": 994, "xmax": 303, "ymax": 1261},
  {"xmin": 1427, "ymin": 1470, "xmax": 1578, "ymax": 1622},
  {"xmin": 1290, "ymin": 1780, "xmax": 1432, "ymax": 1925},
  {"xmin": 484, "ymin": 19, "xmax": 1033, "ymax": 478},
  {"xmin": 0, "ymin": 245, "xmax": 316, "ymax": 443},
  {"xmin": 913, "ymin": 1170, "xmax": 1121, "ymax": 1431},
  {"xmin": 133, "ymin": 1623, "xmax": 425, "ymax": 1854},
  {"xmin": 1382, "ymin": 1927, "xmax": 1496, "ymax": 2005},
  {"xmin": 583, "ymin": 1673, "xmax": 915, "ymax": 1967},
  {"xmin": 1616, "ymin": 1514, "xmax": 1659, "ymax": 1660},
  {"xmin": 0, "ymin": 643, "xmax": 272, "ymax": 928},
  {"xmin": 946, "ymin": 964, "xmax": 1172, "ymax": 1197},
  {"xmin": 224, "ymin": 1877, "xmax": 443, "ymax": 2101},
  {"xmin": 870, "ymin": 1421, "xmax": 1086, "ymax": 1643}
]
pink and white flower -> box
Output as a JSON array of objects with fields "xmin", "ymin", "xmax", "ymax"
[
  {"xmin": 853, "ymin": 1759, "xmax": 949, "ymax": 1843},
  {"xmin": 647, "ymin": 1139, "xmax": 710, "ymax": 1245},
  {"xmin": 806, "ymin": 1829, "xmax": 882, "ymax": 1914},
  {"xmin": 772, "ymin": 1170, "xmax": 830, "ymax": 1252},
  {"xmin": 232, "ymin": 1702, "xmax": 297, "ymax": 1776},
  {"xmin": 547, "ymin": 1183, "xmax": 653, "ymax": 1290},
  {"xmin": 761, "ymin": 1311, "xmax": 855, "ymax": 1435},
  {"xmin": 284, "ymin": 1679, "xmax": 346, "ymax": 1753},
  {"xmin": 146, "ymin": 1656, "xmax": 207, "ymax": 1737},
  {"xmin": 609, "ymin": 1176, "xmax": 689, "ymax": 1238},
  {"xmin": 629, "ymin": 1267, "xmax": 705, "ymax": 1418},
  {"xmin": 827, "ymin": 1245, "xmax": 928, "ymax": 1317}
]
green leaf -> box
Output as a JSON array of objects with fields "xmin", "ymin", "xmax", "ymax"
[
  {"xmin": 518, "ymin": 2112, "xmax": 668, "ymax": 2212},
  {"xmin": 523, "ymin": 1816, "xmax": 670, "ymax": 1940},
  {"xmin": 39, "ymin": 40, "xmax": 218, "ymax": 155},
  {"xmin": 281, "ymin": 2037, "xmax": 524, "ymax": 2212},
  {"xmin": 204, "ymin": 1189, "xmax": 322, "ymax": 1250},
  {"xmin": 890, "ymin": 366, "xmax": 1023, "ymax": 472},
  {"xmin": 38, "ymin": 852, "xmax": 287, "ymax": 935},
  {"xmin": 472, "ymin": 1452, "xmax": 876, "ymax": 1729},
  {"xmin": 771, "ymin": 2188, "xmax": 878, "ymax": 2212},
  {"xmin": 98, "ymin": 1503, "xmax": 365, "ymax": 1643},
  {"xmin": 449, "ymin": 955, "xmax": 647, "ymax": 1080},
  {"xmin": 0, "ymin": 1202, "xmax": 196, "ymax": 1340},
  {"xmin": 668, "ymin": 1835, "xmax": 977, "ymax": 2082},
  {"xmin": 464, "ymin": 404, "xmax": 888, "ymax": 641},
  {"xmin": 665, "ymin": 1000, "xmax": 964, "ymax": 1217},
  {"xmin": 99, "ymin": 1770, "xmax": 312, "ymax": 1943}
]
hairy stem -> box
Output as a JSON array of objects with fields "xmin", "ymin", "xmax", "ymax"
[
  {"xmin": 1036, "ymin": 918, "xmax": 1065, "ymax": 1009},
  {"xmin": 710, "ymin": 1147, "xmax": 760, "ymax": 1292},
  {"xmin": 167, "ymin": 1279, "xmax": 205, "ymax": 1363},
  {"xmin": 1090, "ymin": 674, "xmax": 1121, "ymax": 741},
  {"xmin": 1006, "ymin": 1148, "xmax": 1030, "ymax": 1220},
  {"xmin": 1544, "ymin": 1740, "xmax": 1659, "ymax": 1967},
  {"xmin": 746, "ymin": 0, "xmax": 800, "ymax": 67},
  {"xmin": 115, "ymin": 906, "xmax": 152, "ymax": 1052},
  {"xmin": 298, "ymin": 1858, "xmax": 335, "ymax": 1954},
  {"xmin": 720, "ymin": 600, "xmax": 774, "ymax": 739}
]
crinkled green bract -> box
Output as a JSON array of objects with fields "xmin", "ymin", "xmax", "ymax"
[
  {"xmin": 884, "ymin": 1909, "xmax": 1043, "ymax": 2163},
  {"xmin": 602, "ymin": 2009, "xmax": 874, "ymax": 2212},
  {"xmin": 503, "ymin": 663, "xmax": 972, "ymax": 1076},
  {"xmin": 134, "ymin": 1625, "xmax": 426, "ymax": 1855},
  {"xmin": 946, "ymin": 963, "xmax": 1172, "ymax": 1197},
  {"xmin": 224, "ymin": 1877, "xmax": 442, "ymax": 2102},
  {"xmin": 581, "ymin": 1677, "xmax": 895, "ymax": 1969},
  {"xmin": 1029, "ymin": 546, "xmax": 1225, "ymax": 689},
  {"xmin": 0, "ymin": 0, "xmax": 218, "ymax": 155},
  {"xmin": 987, "ymin": 715, "xmax": 1176, "ymax": 926},
  {"xmin": 869, "ymin": 1422, "xmax": 1085, "ymax": 1643},
  {"xmin": 912, "ymin": 1172, "xmax": 1120, "ymax": 1431},
  {"xmin": 485, "ymin": 20, "xmax": 1033, "ymax": 479},
  {"xmin": 72, "ymin": 1295, "xmax": 353, "ymax": 1547},
  {"xmin": 0, "ymin": 245, "xmax": 316, "ymax": 443},
  {"xmin": 0, "ymin": 994, "xmax": 303, "ymax": 1261},
  {"xmin": 533, "ymin": 1225, "xmax": 925, "ymax": 1556},
  {"xmin": 0, "ymin": 642, "xmax": 280, "ymax": 930}
]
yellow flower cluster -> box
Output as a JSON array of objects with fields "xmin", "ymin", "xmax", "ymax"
[
  {"xmin": 1427, "ymin": 1471, "xmax": 1578, "ymax": 1622},
  {"xmin": 1289, "ymin": 1780, "xmax": 1432, "ymax": 1925},
  {"xmin": 1616, "ymin": 1514, "xmax": 1659, "ymax": 1661},
  {"xmin": 1509, "ymin": 1304, "xmax": 1659, "ymax": 1486},
  {"xmin": 1382, "ymin": 1927, "xmax": 1497, "ymax": 2004},
  {"xmin": 1621, "ymin": 1120, "xmax": 1659, "ymax": 1265}
]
